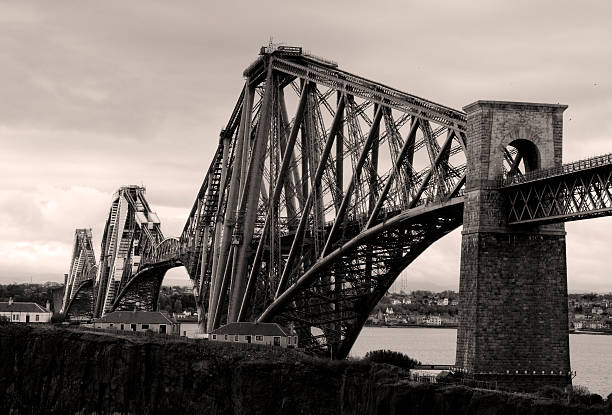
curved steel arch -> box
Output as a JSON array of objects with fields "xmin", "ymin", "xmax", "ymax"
[
  {"xmin": 111, "ymin": 260, "xmax": 182, "ymax": 312},
  {"xmin": 111, "ymin": 237, "xmax": 183, "ymax": 312},
  {"xmin": 64, "ymin": 277, "xmax": 95, "ymax": 320},
  {"xmin": 258, "ymin": 198, "xmax": 464, "ymax": 358}
]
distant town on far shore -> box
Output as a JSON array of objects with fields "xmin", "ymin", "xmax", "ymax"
[{"xmin": 1, "ymin": 282, "xmax": 610, "ymax": 333}]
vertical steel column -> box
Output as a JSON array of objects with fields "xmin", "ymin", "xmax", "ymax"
[
  {"xmin": 237, "ymin": 83, "xmax": 309, "ymax": 321},
  {"xmin": 368, "ymin": 104, "xmax": 380, "ymax": 214},
  {"xmin": 335, "ymin": 91, "xmax": 344, "ymax": 212},
  {"xmin": 227, "ymin": 64, "xmax": 275, "ymax": 323},
  {"xmin": 300, "ymin": 79, "xmax": 310, "ymax": 206},
  {"xmin": 277, "ymin": 87, "xmax": 299, "ymax": 228},
  {"xmin": 197, "ymin": 134, "xmax": 231, "ymax": 330},
  {"xmin": 207, "ymin": 84, "xmax": 252, "ymax": 332}
]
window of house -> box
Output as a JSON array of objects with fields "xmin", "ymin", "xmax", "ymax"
[
  {"xmin": 13, "ymin": 314, "xmax": 18, "ymax": 321},
  {"xmin": 234, "ymin": 335, "xmax": 239, "ymax": 342},
  {"xmin": 288, "ymin": 336, "xmax": 292, "ymax": 345},
  {"xmin": 110, "ymin": 323, "xmax": 114, "ymax": 327},
  {"xmin": 121, "ymin": 324, "xmax": 124, "ymax": 330},
  {"xmin": 294, "ymin": 336, "xmax": 298, "ymax": 345},
  {"xmin": 273, "ymin": 336, "xmax": 280, "ymax": 346},
  {"xmin": 131, "ymin": 324, "xmax": 137, "ymax": 332},
  {"xmin": 141, "ymin": 324, "xmax": 149, "ymax": 330},
  {"xmin": 212, "ymin": 334, "xmax": 217, "ymax": 340},
  {"xmin": 35, "ymin": 315, "xmax": 40, "ymax": 321},
  {"xmin": 225, "ymin": 334, "xmax": 228, "ymax": 340},
  {"xmin": 255, "ymin": 335, "xmax": 263, "ymax": 341}
]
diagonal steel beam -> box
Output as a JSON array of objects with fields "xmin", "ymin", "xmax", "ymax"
[
  {"xmin": 275, "ymin": 93, "xmax": 348, "ymax": 299},
  {"xmin": 321, "ymin": 106, "xmax": 384, "ymax": 257}
]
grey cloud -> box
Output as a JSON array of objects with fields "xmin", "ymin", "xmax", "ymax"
[{"xmin": 1, "ymin": 1, "xmax": 611, "ymax": 291}]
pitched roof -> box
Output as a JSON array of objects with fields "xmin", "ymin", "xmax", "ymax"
[
  {"xmin": 0, "ymin": 302, "xmax": 49, "ymax": 313},
  {"xmin": 94, "ymin": 311, "xmax": 176, "ymax": 325},
  {"xmin": 211, "ymin": 322, "xmax": 292, "ymax": 337}
]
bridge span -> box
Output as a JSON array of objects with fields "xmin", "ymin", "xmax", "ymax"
[{"xmin": 60, "ymin": 45, "xmax": 612, "ymax": 391}]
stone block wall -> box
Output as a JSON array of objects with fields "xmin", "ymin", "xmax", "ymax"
[{"xmin": 456, "ymin": 101, "xmax": 571, "ymax": 390}]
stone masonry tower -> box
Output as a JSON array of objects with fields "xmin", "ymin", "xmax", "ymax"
[{"xmin": 456, "ymin": 101, "xmax": 571, "ymax": 390}]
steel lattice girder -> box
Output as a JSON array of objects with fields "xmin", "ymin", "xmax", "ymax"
[
  {"xmin": 61, "ymin": 229, "xmax": 97, "ymax": 314},
  {"xmin": 96, "ymin": 47, "xmax": 468, "ymax": 356},
  {"xmin": 93, "ymin": 186, "xmax": 165, "ymax": 318},
  {"xmin": 64, "ymin": 279, "xmax": 95, "ymax": 320},
  {"xmin": 176, "ymin": 48, "xmax": 469, "ymax": 338},
  {"xmin": 258, "ymin": 198, "xmax": 464, "ymax": 357},
  {"xmin": 112, "ymin": 263, "xmax": 178, "ymax": 312},
  {"xmin": 503, "ymin": 162, "xmax": 612, "ymax": 225}
]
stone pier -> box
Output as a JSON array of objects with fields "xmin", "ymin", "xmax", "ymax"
[{"xmin": 456, "ymin": 101, "xmax": 571, "ymax": 390}]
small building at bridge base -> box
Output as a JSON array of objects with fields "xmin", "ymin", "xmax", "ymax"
[
  {"xmin": 92, "ymin": 311, "xmax": 178, "ymax": 335},
  {"xmin": 210, "ymin": 322, "xmax": 298, "ymax": 348},
  {"xmin": 0, "ymin": 298, "xmax": 52, "ymax": 323}
]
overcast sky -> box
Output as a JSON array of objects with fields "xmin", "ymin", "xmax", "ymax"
[{"xmin": 1, "ymin": 1, "xmax": 610, "ymax": 292}]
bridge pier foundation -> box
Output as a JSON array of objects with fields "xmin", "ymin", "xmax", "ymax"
[{"xmin": 456, "ymin": 101, "xmax": 571, "ymax": 391}]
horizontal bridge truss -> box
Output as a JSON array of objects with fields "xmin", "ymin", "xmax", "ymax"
[{"xmin": 503, "ymin": 153, "xmax": 612, "ymax": 225}]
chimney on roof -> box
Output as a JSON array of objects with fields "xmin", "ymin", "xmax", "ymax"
[
  {"xmin": 46, "ymin": 300, "xmax": 51, "ymax": 312},
  {"xmin": 8, "ymin": 297, "xmax": 13, "ymax": 306}
]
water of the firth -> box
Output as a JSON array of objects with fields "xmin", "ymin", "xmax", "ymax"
[{"xmin": 351, "ymin": 327, "xmax": 612, "ymax": 397}]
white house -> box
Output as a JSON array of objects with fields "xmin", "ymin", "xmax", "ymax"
[
  {"xmin": 0, "ymin": 298, "xmax": 52, "ymax": 323},
  {"xmin": 92, "ymin": 311, "xmax": 178, "ymax": 334},
  {"xmin": 177, "ymin": 315, "xmax": 201, "ymax": 338},
  {"xmin": 422, "ymin": 315, "xmax": 442, "ymax": 326},
  {"xmin": 210, "ymin": 322, "xmax": 298, "ymax": 348}
]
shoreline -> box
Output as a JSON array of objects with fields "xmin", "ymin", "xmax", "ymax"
[
  {"xmin": 365, "ymin": 324, "xmax": 457, "ymax": 329},
  {"xmin": 366, "ymin": 325, "xmax": 612, "ymax": 335},
  {"xmin": 572, "ymin": 329, "xmax": 612, "ymax": 336}
]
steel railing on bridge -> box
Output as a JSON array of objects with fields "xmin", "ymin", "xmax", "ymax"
[{"xmin": 501, "ymin": 153, "xmax": 612, "ymax": 187}]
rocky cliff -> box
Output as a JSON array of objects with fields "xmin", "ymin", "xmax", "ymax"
[{"xmin": 0, "ymin": 324, "xmax": 607, "ymax": 414}]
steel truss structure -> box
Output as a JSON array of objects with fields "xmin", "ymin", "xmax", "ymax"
[
  {"xmin": 175, "ymin": 45, "xmax": 468, "ymax": 356},
  {"xmin": 503, "ymin": 153, "xmax": 612, "ymax": 225},
  {"xmin": 59, "ymin": 46, "xmax": 612, "ymax": 358},
  {"xmin": 62, "ymin": 46, "xmax": 612, "ymax": 358},
  {"xmin": 92, "ymin": 186, "xmax": 164, "ymax": 317},
  {"xmin": 112, "ymin": 238, "xmax": 181, "ymax": 311},
  {"xmin": 61, "ymin": 229, "xmax": 97, "ymax": 318}
]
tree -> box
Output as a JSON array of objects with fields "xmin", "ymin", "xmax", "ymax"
[{"xmin": 173, "ymin": 299, "xmax": 183, "ymax": 314}]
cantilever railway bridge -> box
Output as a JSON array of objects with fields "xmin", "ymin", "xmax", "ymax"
[{"xmin": 61, "ymin": 46, "xmax": 612, "ymax": 367}]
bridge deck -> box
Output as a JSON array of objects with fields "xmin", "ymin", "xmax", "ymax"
[
  {"xmin": 501, "ymin": 153, "xmax": 612, "ymax": 225},
  {"xmin": 501, "ymin": 153, "xmax": 612, "ymax": 187}
]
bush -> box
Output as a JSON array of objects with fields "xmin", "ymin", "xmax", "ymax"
[
  {"xmin": 364, "ymin": 349, "xmax": 420, "ymax": 370},
  {"xmin": 0, "ymin": 315, "xmax": 9, "ymax": 325},
  {"xmin": 568, "ymin": 385, "xmax": 603, "ymax": 406},
  {"xmin": 538, "ymin": 385, "xmax": 567, "ymax": 400}
]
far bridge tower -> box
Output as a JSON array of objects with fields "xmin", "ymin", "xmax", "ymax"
[{"xmin": 457, "ymin": 101, "xmax": 571, "ymax": 390}]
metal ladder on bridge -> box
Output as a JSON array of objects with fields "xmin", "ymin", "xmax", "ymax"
[{"xmin": 190, "ymin": 145, "xmax": 225, "ymax": 280}]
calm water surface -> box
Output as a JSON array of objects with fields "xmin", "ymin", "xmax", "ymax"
[{"xmin": 351, "ymin": 327, "xmax": 612, "ymax": 397}]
